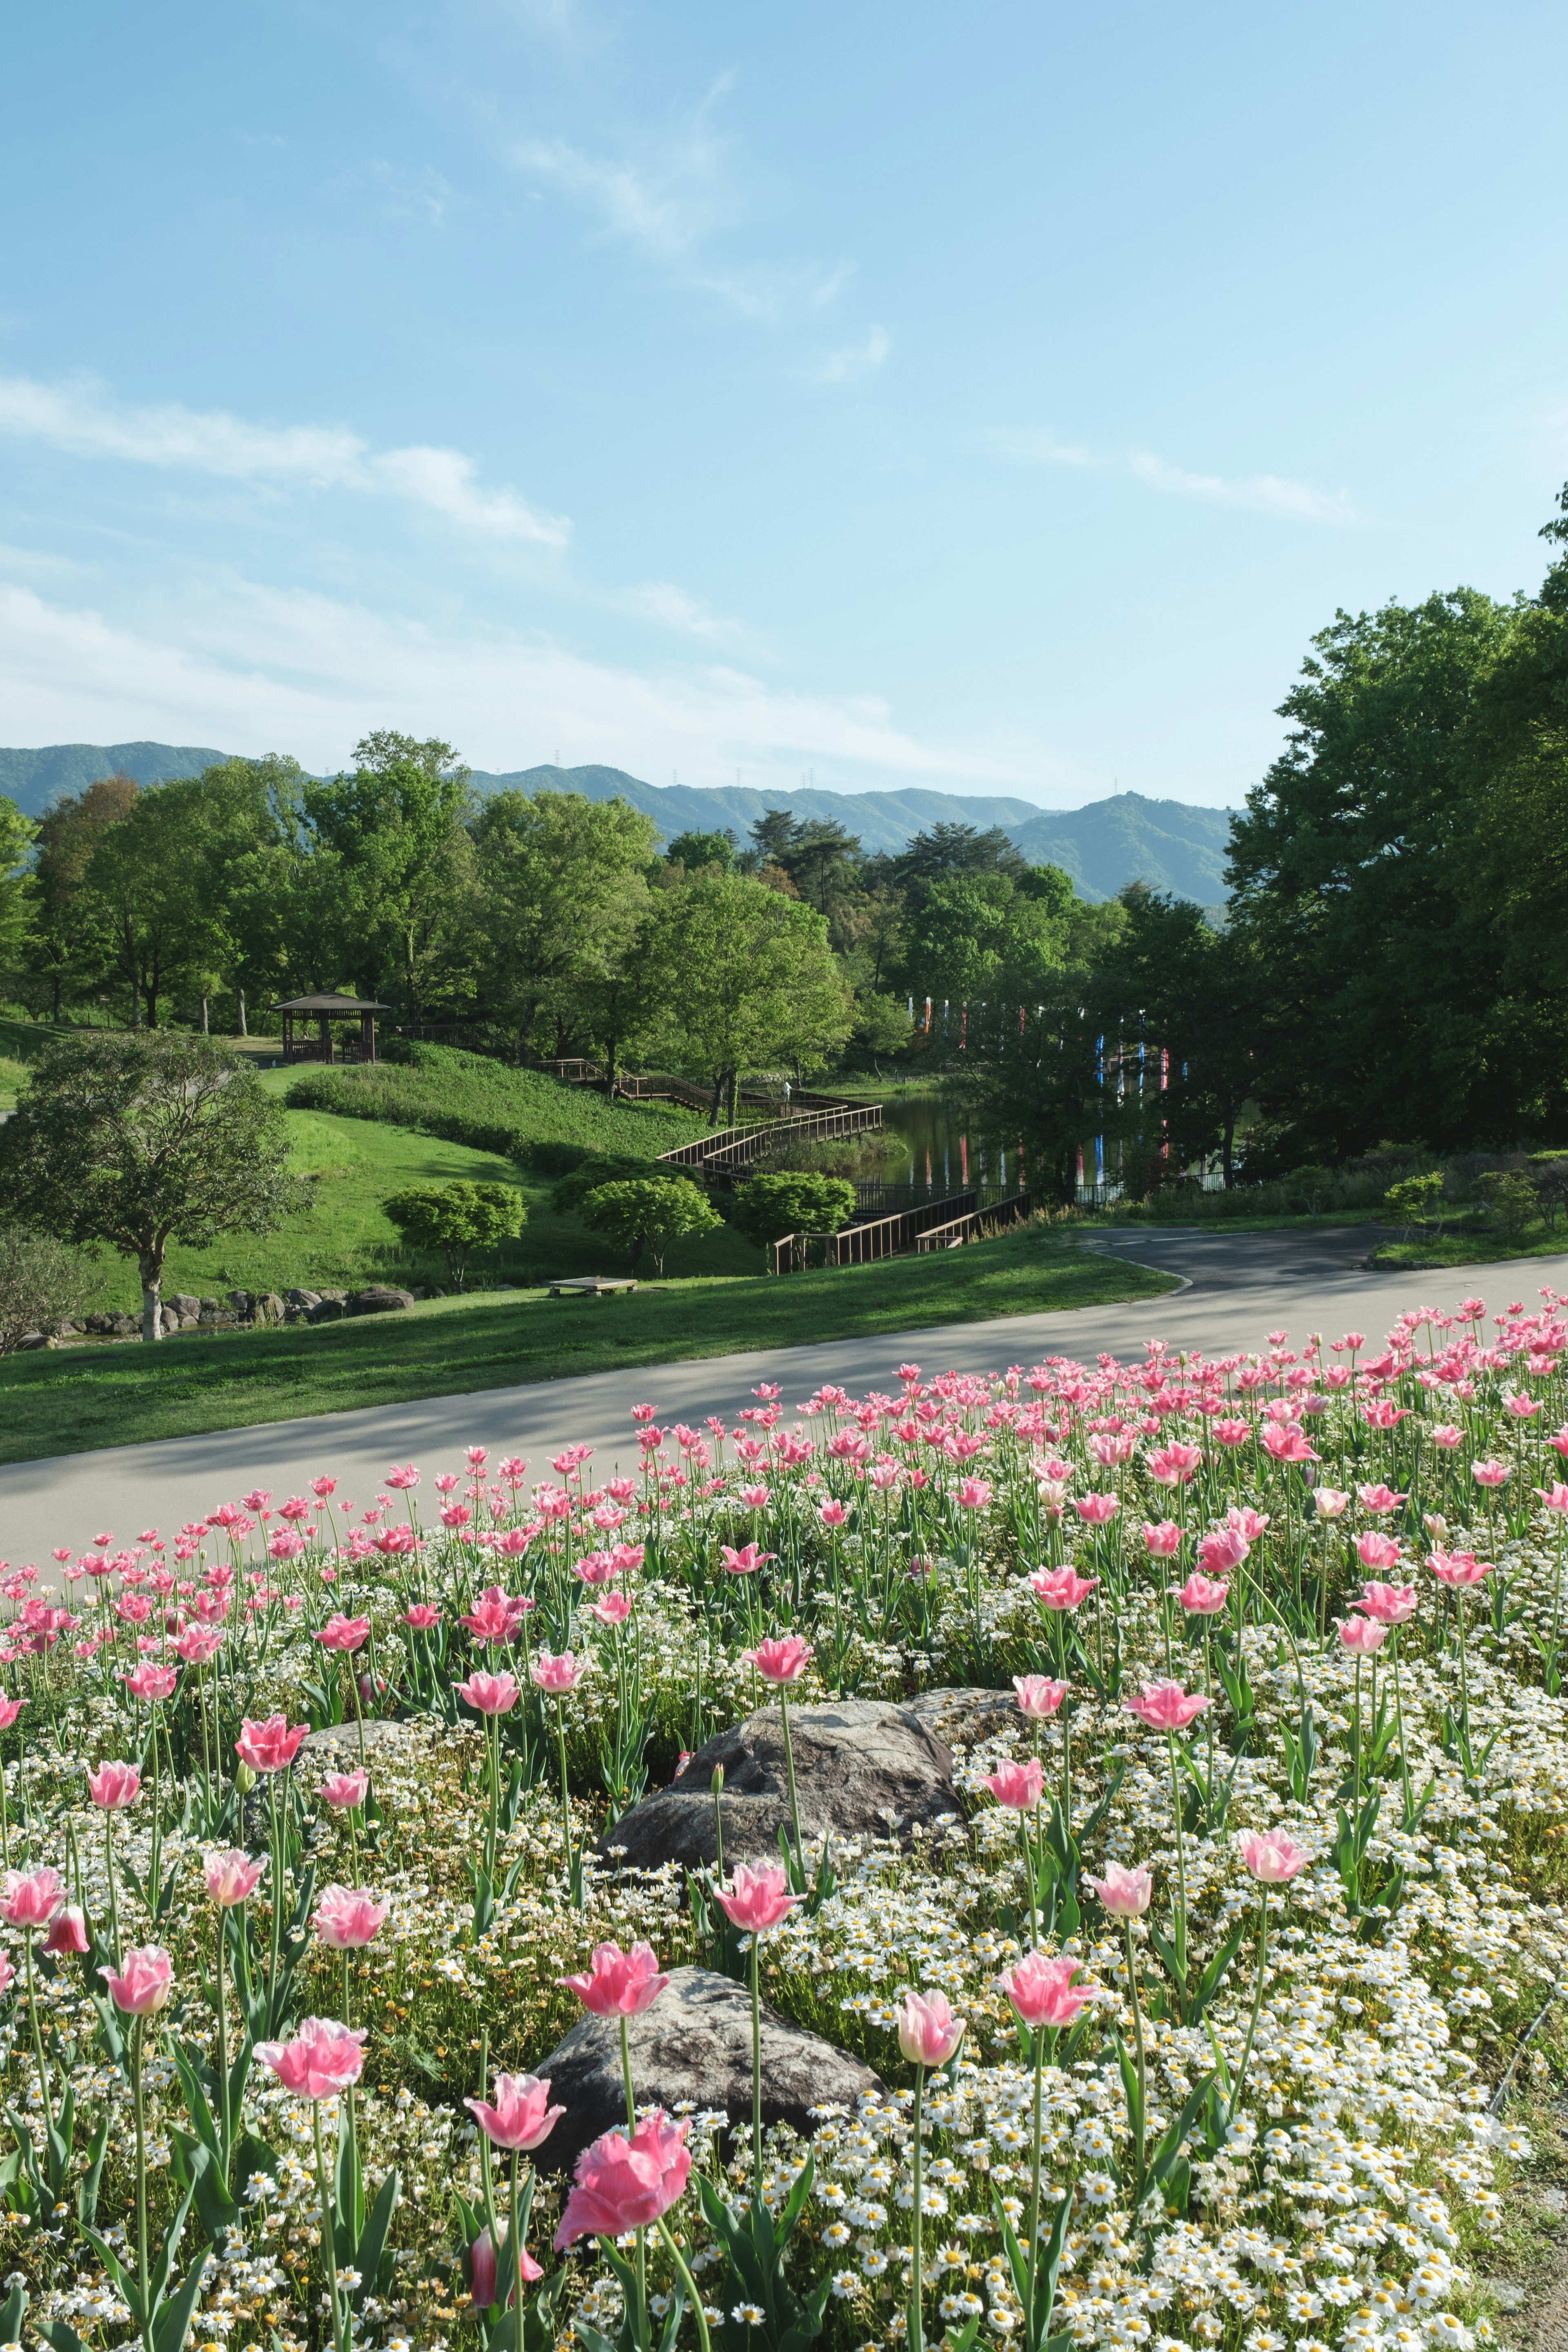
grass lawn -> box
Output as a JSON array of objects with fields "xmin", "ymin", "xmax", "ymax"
[
  {"xmin": 0, "ymin": 1226, "xmax": 1175, "ymax": 1462},
  {"xmin": 1367, "ymin": 1216, "xmax": 1568, "ymax": 1269}
]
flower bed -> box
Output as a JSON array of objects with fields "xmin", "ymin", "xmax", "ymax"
[{"xmin": 1, "ymin": 1294, "xmax": 1566, "ymax": 2352}]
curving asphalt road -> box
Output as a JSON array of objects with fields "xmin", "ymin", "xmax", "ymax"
[{"xmin": 1, "ymin": 1226, "xmax": 1563, "ymax": 1577}]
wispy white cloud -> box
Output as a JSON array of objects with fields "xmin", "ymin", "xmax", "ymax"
[
  {"xmin": 979, "ymin": 424, "xmax": 1362, "ymax": 523},
  {"xmin": 0, "ymin": 565, "xmax": 1033, "ymax": 793},
  {"xmin": 805, "ymin": 325, "xmax": 891, "ymax": 385},
  {"xmin": 323, "ymin": 159, "xmax": 462, "ymax": 227},
  {"xmin": 0, "ymin": 373, "xmax": 569, "ymax": 546},
  {"xmin": 618, "ymin": 581, "xmax": 751, "ymax": 645}
]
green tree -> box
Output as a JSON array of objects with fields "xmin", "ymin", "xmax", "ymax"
[
  {"xmin": 729, "ymin": 1172, "xmax": 857, "ymax": 1250},
  {"xmin": 665, "ymin": 830, "xmax": 736, "ymax": 871},
  {"xmin": 470, "ymin": 788, "xmax": 657, "ymax": 1068},
  {"xmin": 0, "ymin": 794, "xmax": 36, "ymax": 982},
  {"xmin": 0, "ymin": 1035, "xmax": 307, "ymax": 1342},
  {"xmin": 1098, "ymin": 889, "xmax": 1257, "ymax": 1187},
  {"xmin": 641, "ymin": 869, "xmax": 855, "ymax": 1122},
  {"xmin": 0, "ymin": 1229, "xmax": 92, "ymax": 1354},
  {"xmin": 24, "ymin": 774, "xmax": 138, "ymax": 1020},
  {"xmin": 382, "ymin": 1180, "xmax": 525, "ymax": 1288},
  {"xmin": 81, "ymin": 776, "xmax": 245, "ymax": 1029},
  {"xmin": 302, "ymin": 733, "xmax": 474, "ymax": 1014},
  {"xmin": 579, "ymin": 1175, "xmax": 722, "ymax": 1274},
  {"xmin": 1384, "ymin": 1169, "xmax": 1446, "ymax": 1242}
]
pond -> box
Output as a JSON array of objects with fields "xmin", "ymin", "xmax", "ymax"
[{"xmin": 874, "ymin": 1091, "xmax": 1026, "ymax": 1208}]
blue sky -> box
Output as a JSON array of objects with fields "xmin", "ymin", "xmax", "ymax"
[{"xmin": 1, "ymin": 0, "xmax": 1564, "ymax": 807}]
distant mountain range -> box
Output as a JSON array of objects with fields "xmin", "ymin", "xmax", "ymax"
[{"xmin": 0, "ymin": 743, "xmax": 1236, "ymax": 906}]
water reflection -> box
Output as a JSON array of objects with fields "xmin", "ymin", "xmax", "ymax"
[{"xmin": 874, "ymin": 1094, "xmax": 1018, "ymax": 1208}]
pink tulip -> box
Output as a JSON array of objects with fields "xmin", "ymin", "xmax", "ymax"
[
  {"xmin": 1074, "ymin": 1492, "xmax": 1119, "ymax": 1525},
  {"xmin": 0, "ymin": 1868, "xmax": 64, "ymax": 1930},
  {"xmin": 464, "ymin": 2071, "xmax": 565, "ymax": 2151},
  {"xmin": 174, "ymin": 1626, "xmax": 224, "ymax": 1664},
  {"xmin": 236, "ymin": 1715, "xmax": 309, "ymax": 1774},
  {"xmin": 404, "ymin": 1603, "xmax": 441, "ymax": 1630},
  {"xmin": 205, "ymin": 1849, "xmax": 265, "ymax": 1907},
  {"xmin": 1355, "ymin": 1532, "xmax": 1402, "ymax": 1571},
  {"xmin": 1142, "ymin": 1521, "xmax": 1183, "ymax": 1557},
  {"xmin": 1354, "ymin": 1581, "xmax": 1417, "ymax": 1626},
  {"xmin": 1261, "ymin": 1423, "xmax": 1318, "ymax": 1464},
  {"xmin": 1087, "ymin": 1861, "xmax": 1153, "ymax": 1917},
  {"xmin": 316, "ymin": 1614, "xmax": 371, "ymax": 1652},
  {"xmin": 1125, "ymin": 1680, "xmax": 1209, "ymax": 1731},
  {"xmin": 1337, "ymin": 1615, "xmax": 1388, "ymax": 1655},
  {"xmin": 320, "ymin": 1768, "xmax": 369, "ymax": 1811},
  {"xmin": 558, "ymin": 1939, "xmax": 670, "ymax": 2017},
  {"xmin": 1012, "ymin": 1674, "xmax": 1067, "ymax": 1718},
  {"xmin": 1313, "ymin": 1486, "xmax": 1350, "ymax": 1520},
  {"xmin": 1472, "ymin": 1460, "xmax": 1509, "ymax": 1488},
  {"xmin": 123, "ymin": 1664, "xmax": 177, "ymax": 1702},
  {"xmin": 1428, "ymin": 1548, "xmax": 1492, "ymax": 1588},
  {"xmin": 43, "ymin": 1906, "xmax": 89, "ymax": 1956},
  {"xmin": 1355, "ymin": 1482, "xmax": 1406, "ymax": 1515},
  {"xmin": 314, "ymin": 1885, "xmax": 388, "ymax": 1949},
  {"xmin": 459, "ymin": 1670, "xmax": 522, "ymax": 1714},
  {"xmin": 1147, "ymin": 1442, "xmax": 1201, "ymax": 1486},
  {"xmin": 1236, "ymin": 1829, "xmax": 1309, "ymax": 1884},
  {"xmin": 105, "ymin": 1944, "xmax": 173, "ymax": 2015},
  {"xmin": 998, "ymin": 1951, "xmax": 1095, "ymax": 2030},
  {"xmin": 528, "ymin": 1651, "xmax": 582, "ymax": 1696},
  {"xmin": 897, "ymin": 1988, "xmax": 965, "ymax": 2067},
  {"xmin": 590, "ymin": 1592, "xmax": 633, "ymax": 1628},
  {"xmin": 87, "ymin": 1760, "xmax": 140, "ymax": 1810},
  {"xmin": 256, "ymin": 2015, "xmax": 367, "ymax": 2098},
  {"xmin": 554, "ymin": 2111, "xmax": 692, "ymax": 2249},
  {"xmin": 982, "ymin": 1759, "xmax": 1045, "ymax": 1811},
  {"xmin": 1536, "ymin": 1484, "xmax": 1568, "ymax": 1515},
  {"xmin": 745, "ymin": 1637, "xmax": 813, "ymax": 1685},
  {"xmin": 1197, "ymin": 1526, "xmax": 1250, "ymax": 1575},
  {"xmin": 719, "ymin": 1544, "xmax": 775, "ymax": 1576},
  {"xmin": 818, "ymin": 1499, "xmax": 848, "ymax": 1529},
  {"xmin": 1027, "ymin": 1565, "xmax": 1098, "ymax": 1611},
  {"xmin": 956, "ymin": 1478, "xmax": 992, "ymax": 1510},
  {"xmin": 470, "ymin": 2224, "xmax": 543, "ymax": 2308},
  {"xmin": 716, "ymin": 1861, "xmax": 802, "ymax": 1934},
  {"xmin": 1176, "ymin": 1573, "xmax": 1229, "ymax": 1616},
  {"xmin": 0, "ymin": 1698, "xmax": 22, "ymax": 1732}
]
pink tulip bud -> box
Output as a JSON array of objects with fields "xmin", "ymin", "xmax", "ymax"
[
  {"xmin": 464, "ymin": 2070, "xmax": 565, "ymax": 2151},
  {"xmin": 1142, "ymin": 1521, "xmax": 1183, "ymax": 1557},
  {"xmin": 0, "ymin": 1867, "xmax": 65, "ymax": 1930},
  {"xmin": 1012, "ymin": 1674, "xmax": 1067, "ymax": 1718},
  {"xmin": 105, "ymin": 1943, "xmax": 173, "ymax": 2015},
  {"xmin": 43, "ymin": 1905, "xmax": 89, "ymax": 1956},
  {"xmin": 1313, "ymin": 1487, "xmax": 1350, "ymax": 1520},
  {"xmin": 236, "ymin": 1715, "xmax": 309, "ymax": 1774},
  {"xmin": 1355, "ymin": 1532, "xmax": 1402, "ymax": 1571},
  {"xmin": 319, "ymin": 1769, "xmax": 370, "ymax": 1811},
  {"xmin": 716, "ymin": 1861, "xmax": 801, "ymax": 1934},
  {"xmin": 1337, "ymin": 1615, "xmax": 1388, "ymax": 1654},
  {"xmin": 1236, "ymin": 1829, "xmax": 1309, "ymax": 1884},
  {"xmin": 204, "ymin": 1849, "xmax": 265, "ymax": 1907},
  {"xmin": 897, "ymin": 1988, "xmax": 965, "ymax": 2068},
  {"xmin": 87, "ymin": 1760, "xmax": 141, "ymax": 1810},
  {"xmin": 558, "ymin": 1939, "xmax": 670, "ymax": 2018},
  {"xmin": 1087, "ymin": 1861, "xmax": 1153, "ymax": 1917},
  {"xmin": 256, "ymin": 2015, "xmax": 367, "ymax": 2098}
]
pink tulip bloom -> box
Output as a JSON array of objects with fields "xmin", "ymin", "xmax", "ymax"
[
  {"xmin": 0, "ymin": 1699, "xmax": 22, "ymax": 1732},
  {"xmin": 460, "ymin": 1669, "xmax": 522, "ymax": 1714},
  {"xmin": 1236, "ymin": 1829, "xmax": 1309, "ymax": 1884},
  {"xmin": 236, "ymin": 1715, "xmax": 309, "ymax": 1774},
  {"xmin": 1429, "ymin": 1423, "xmax": 1463, "ymax": 1450},
  {"xmin": 716, "ymin": 1861, "xmax": 802, "ymax": 1934},
  {"xmin": 1176, "ymin": 1573, "xmax": 1229, "ymax": 1617},
  {"xmin": 256, "ymin": 2015, "xmax": 368, "ymax": 2099},
  {"xmin": 1354, "ymin": 1581, "xmax": 1417, "ymax": 1626},
  {"xmin": 1197, "ymin": 1526, "xmax": 1250, "ymax": 1575},
  {"xmin": 470, "ymin": 2223, "xmax": 543, "ymax": 2309},
  {"xmin": 105, "ymin": 1944, "xmax": 173, "ymax": 2015},
  {"xmin": 998, "ymin": 1951, "xmax": 1095, "ymax": 2030},
  {"xmin": 205, "ymin": 1849, "xmax": 265, "ymax": 1907},
  {"xmin": 589, "ymin": 1591, "xmax": 633, "ymax": 1629},
  {"xmin": 1337, "ymin": 1615, "xmax": 1388, "ymax": 1655},
  {"xmin": 554, "ymin": 2111, "xmax": 692, "ymax": 2250},
  {"xmin": 316, "ymin": 1614, "xmax": 371, "ymax": 1652},
  {"xmin": 719, "ymin": 1544, "xmax": 775, "ymax": 1577},
  {"xmin": 174, "ymin": 1626, "xmax": 224, "ymax": 1664},
  {"xmin": 43, "ymin": 1905, "xmax": 89, "ymax": 1956},
  {"xmin": 1074, "ymin": 1492, "xmax": 1119, "ymax": 1525},
  {"xmin": 461, "ymin": 1596, "xmax": 516, "ymax": 1640},
  {"xmin": 956, "ymin": 1478, "xmax": 992, "ymax": 1510},
  {"xmin": 123, "ymin": 1664, "xmax": 177, "ymax": 1702},
  {"xmin": 1261, "ymin": 1423, "xmax": 1318, "ymax": 1464},
  {"xmin": 1355, "ymin": 1530, "xmax": 1403, "ymax": 1572},
  {"xmin": 1313, "ymin": 1486, "xmax": 1350, "ymax": 1520},
  {"xmin": 1087, "ymin": 1861, "xmax": 1153, "ymax": 1917},
  {"xmin": 404, "ymin": 1603, "xmax": 441, "ymax": 1630},
  {"xmin": 87, "ymin": 1760, "xmax": 141, "ymax": 1811},
  {"xmin": 1536, "ymin": 1483, "xmax": 1568, "ymax": 1515},
  {"xmin": 314, "ymin": 1885, "xmax": 388, "ymax": 1949},
  {"xmin": 745, "ymin": 1637, "xmax": 813, "ymax": 1685},
  {"xmin": 1125, "ymin": 1680, "xmax": 1209, "ymax": 1731},
  {"xmin": 1146, "ymin": 1442, "xmax": 1201, "ymax": 1487},
  {"xmin": 897, "ymin": 1988, "xmax": 965, "ymax": 2067},
  {"xmin": 0, "ymin": 1868, "xmax": 64, "ymax": 1930},
  {"xmin": 1428, "ymin": 1548, "xmax": 1492, "ymax": 1588},
  {"xmin": 982, "ymin": 1759, "xmax": 1045, "ymax": 1811},
  {"xmin": 464, "ymin": 2071, "xmax": 565, "ymax": 2151},
  {"xmin": 1027, "ymin": 1565, "xmax": 1098, "ymax": 1612},
  {"xmin": 1472, "ymin": 1460, "xmax": 1509, "ymax": 1488},
  {"xmin": 818, "ymin": 1499, "xmax": 848, "ymax": 1529},
  {"xmin": 1356, "ymin": 1482, "xmax": 1406, "ymax": 1515},
  {"xmin": 558, "ymin": 1939, "xmax": 670, "ymax": 2018},
  {"xmin": 1012, "ymin": 1674, "xmax": 1067, "ymax": 1718},
  {"xmin": 320, "ymin": 1768, "xmax": 369, "ymax": 1811},
  {"xmin": 1142, "ymin": 1521, "xmax": 1183, "ymax": 1558},
  {"xmin": 528, "ymin": 1651, "xmax": 582, "ymax": 1697}
]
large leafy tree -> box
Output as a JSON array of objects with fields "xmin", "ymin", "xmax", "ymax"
[
  {"xmin": 0, "ymin": 1035, "xmax": 307, "ymax": 1341},
  {"xmin": 82, "ymin": 773, "xmax": 258, "ymax": 1028},
  {"xmin": 1099, "ymin": 888, "xmax": 1258, "ymax": 1186},
  {"xmin": 0, "ymin": 794, "xmax": 35, "ymax": 984},
  {"xmin": 24, "ymin": 773, "xmax": 138, "ymax": 1019},
  {"xmin": 301, "ymin": 733, "xmax": 474, "ymax": 1013},
  {"xmin": 470, "ymin": 788, "xmax": 657, "ymax": 1066}
]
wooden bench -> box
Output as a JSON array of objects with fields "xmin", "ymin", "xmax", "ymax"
[{"xmin": 547, "ymin": 1276, "xmax": 638, "ymax": 1297}]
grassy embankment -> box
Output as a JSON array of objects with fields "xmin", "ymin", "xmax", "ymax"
[
  {"xmin": 1367, "ymin": 1216, "xmax": 1568, "ymax": 1269},
  {"xmin": 0, "ymin": 1223, "xmax": 1175, "ymax": 1462}
]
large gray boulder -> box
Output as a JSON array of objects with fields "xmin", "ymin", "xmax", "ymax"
[
  {"xmin": 598, "ymin": 1696, "xmax": 960, "ymax": 1874},
  {"xmin": 530, "ymin": 1964, "xmax": 884, "ymax": 2172},
  {"xmin": 347, "ymin": 1285, "xmax": 415, "ymax": 1316}
]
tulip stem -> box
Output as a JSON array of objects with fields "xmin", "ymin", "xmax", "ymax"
[
  {"xmin": 21, "ymin": 1933, "xmax": 50, "ymax": 2116},
  {"xmin": 1025, "ymin": 2013, "xmax": 1045, "ymax": 2341},
  {"xmin": 131, "ymin": 2014, "xmax": 150, "ymax": 2346},
  {"xmin": 1124, "ymin": 1922, "xmax": 1146, "ymax": 2192},
  {"xmin": 656, "ymin": 2216, "xmax": 712, "ymax": 2352},
  {"xmin": 105, "ymin": 1812, "xmax": 122, "ymax": 1971},
  {"xmin": 214, "ymin": 1909, "xmax": 231, "ymax": 2182},
  {"xmin": 909, "ymin": 2061, "xmax": 926, "ymax": 2352},
  {"xmin": 779, "ymin": 1689, "xmax": 804, "ymax": 1881},
  {"xmin": 620, "ymin": 2014, "xmax": 636, "ymax": 2132},
  {"xmin": 1019, "ymin": 1814, "xmax": 1039, "ymax": 1951},
  {"xmin": 1229, "ymin": 1885, "xmax": 1269, "ymax": 2124},
  {"xmin": 554, "ymin": 1697, "xmax": 577, "ymax": 1907},
  {"xmin": 749, "ymin": 1931, "xmax": 763, "ymax": 2182},
  {"xmin": 1165, "ymin": 1732, "xmax": 1188, "ymax": 1984},
  {"xmin": 313, "ymin": 2097, "xmax": 348, "ymax": 2352},
  {"xmin": 511, "ymin": 2146, "xmax": 525, "ymax": 2343}
]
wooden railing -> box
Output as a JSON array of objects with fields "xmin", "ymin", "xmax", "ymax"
[
  {"xmin": 768, "ymin": 1186, "xmax": 978, "ymax": 1275},
  {"xmin": 914, "ymin": 1190, "xmax": 1033, "ymax": 1252},
  {"xmin": 679, "ymin": 1102, "xmax": 883, "ymax": 1177}
]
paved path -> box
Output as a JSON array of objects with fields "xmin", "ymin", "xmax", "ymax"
[{"xmin": 1, "ymin": 1229, "xmax": 1562, "ymax": 1574}]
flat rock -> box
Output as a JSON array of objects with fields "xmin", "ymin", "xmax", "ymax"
[
  {"xmin": 598, "ymin": 1696, "xmax": 958, "ymax": 1873},
  {"xmin": 300, "ymin": 1719, "xmax": 431, "ymax": 1768},
  {"xmin": 530, "ymin": 1964, "xmax": 884, "ymax": 2172},
  {"xmin": 347, "ymin": 1285, "xmax": 415, "ymax": 1315},
  {"xmin": 902, "ymin": 1685, "xmax": 1021, "ymax": 1747}
]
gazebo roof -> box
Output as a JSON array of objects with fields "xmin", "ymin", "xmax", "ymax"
[{"xmin": 271, "ymin": 993, "xmax": 390, "ymax": 1014}]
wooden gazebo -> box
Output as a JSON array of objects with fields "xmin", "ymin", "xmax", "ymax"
[{"xmin": 272, "ymin": 993, "xmax": 389, "ymax": 1065}]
